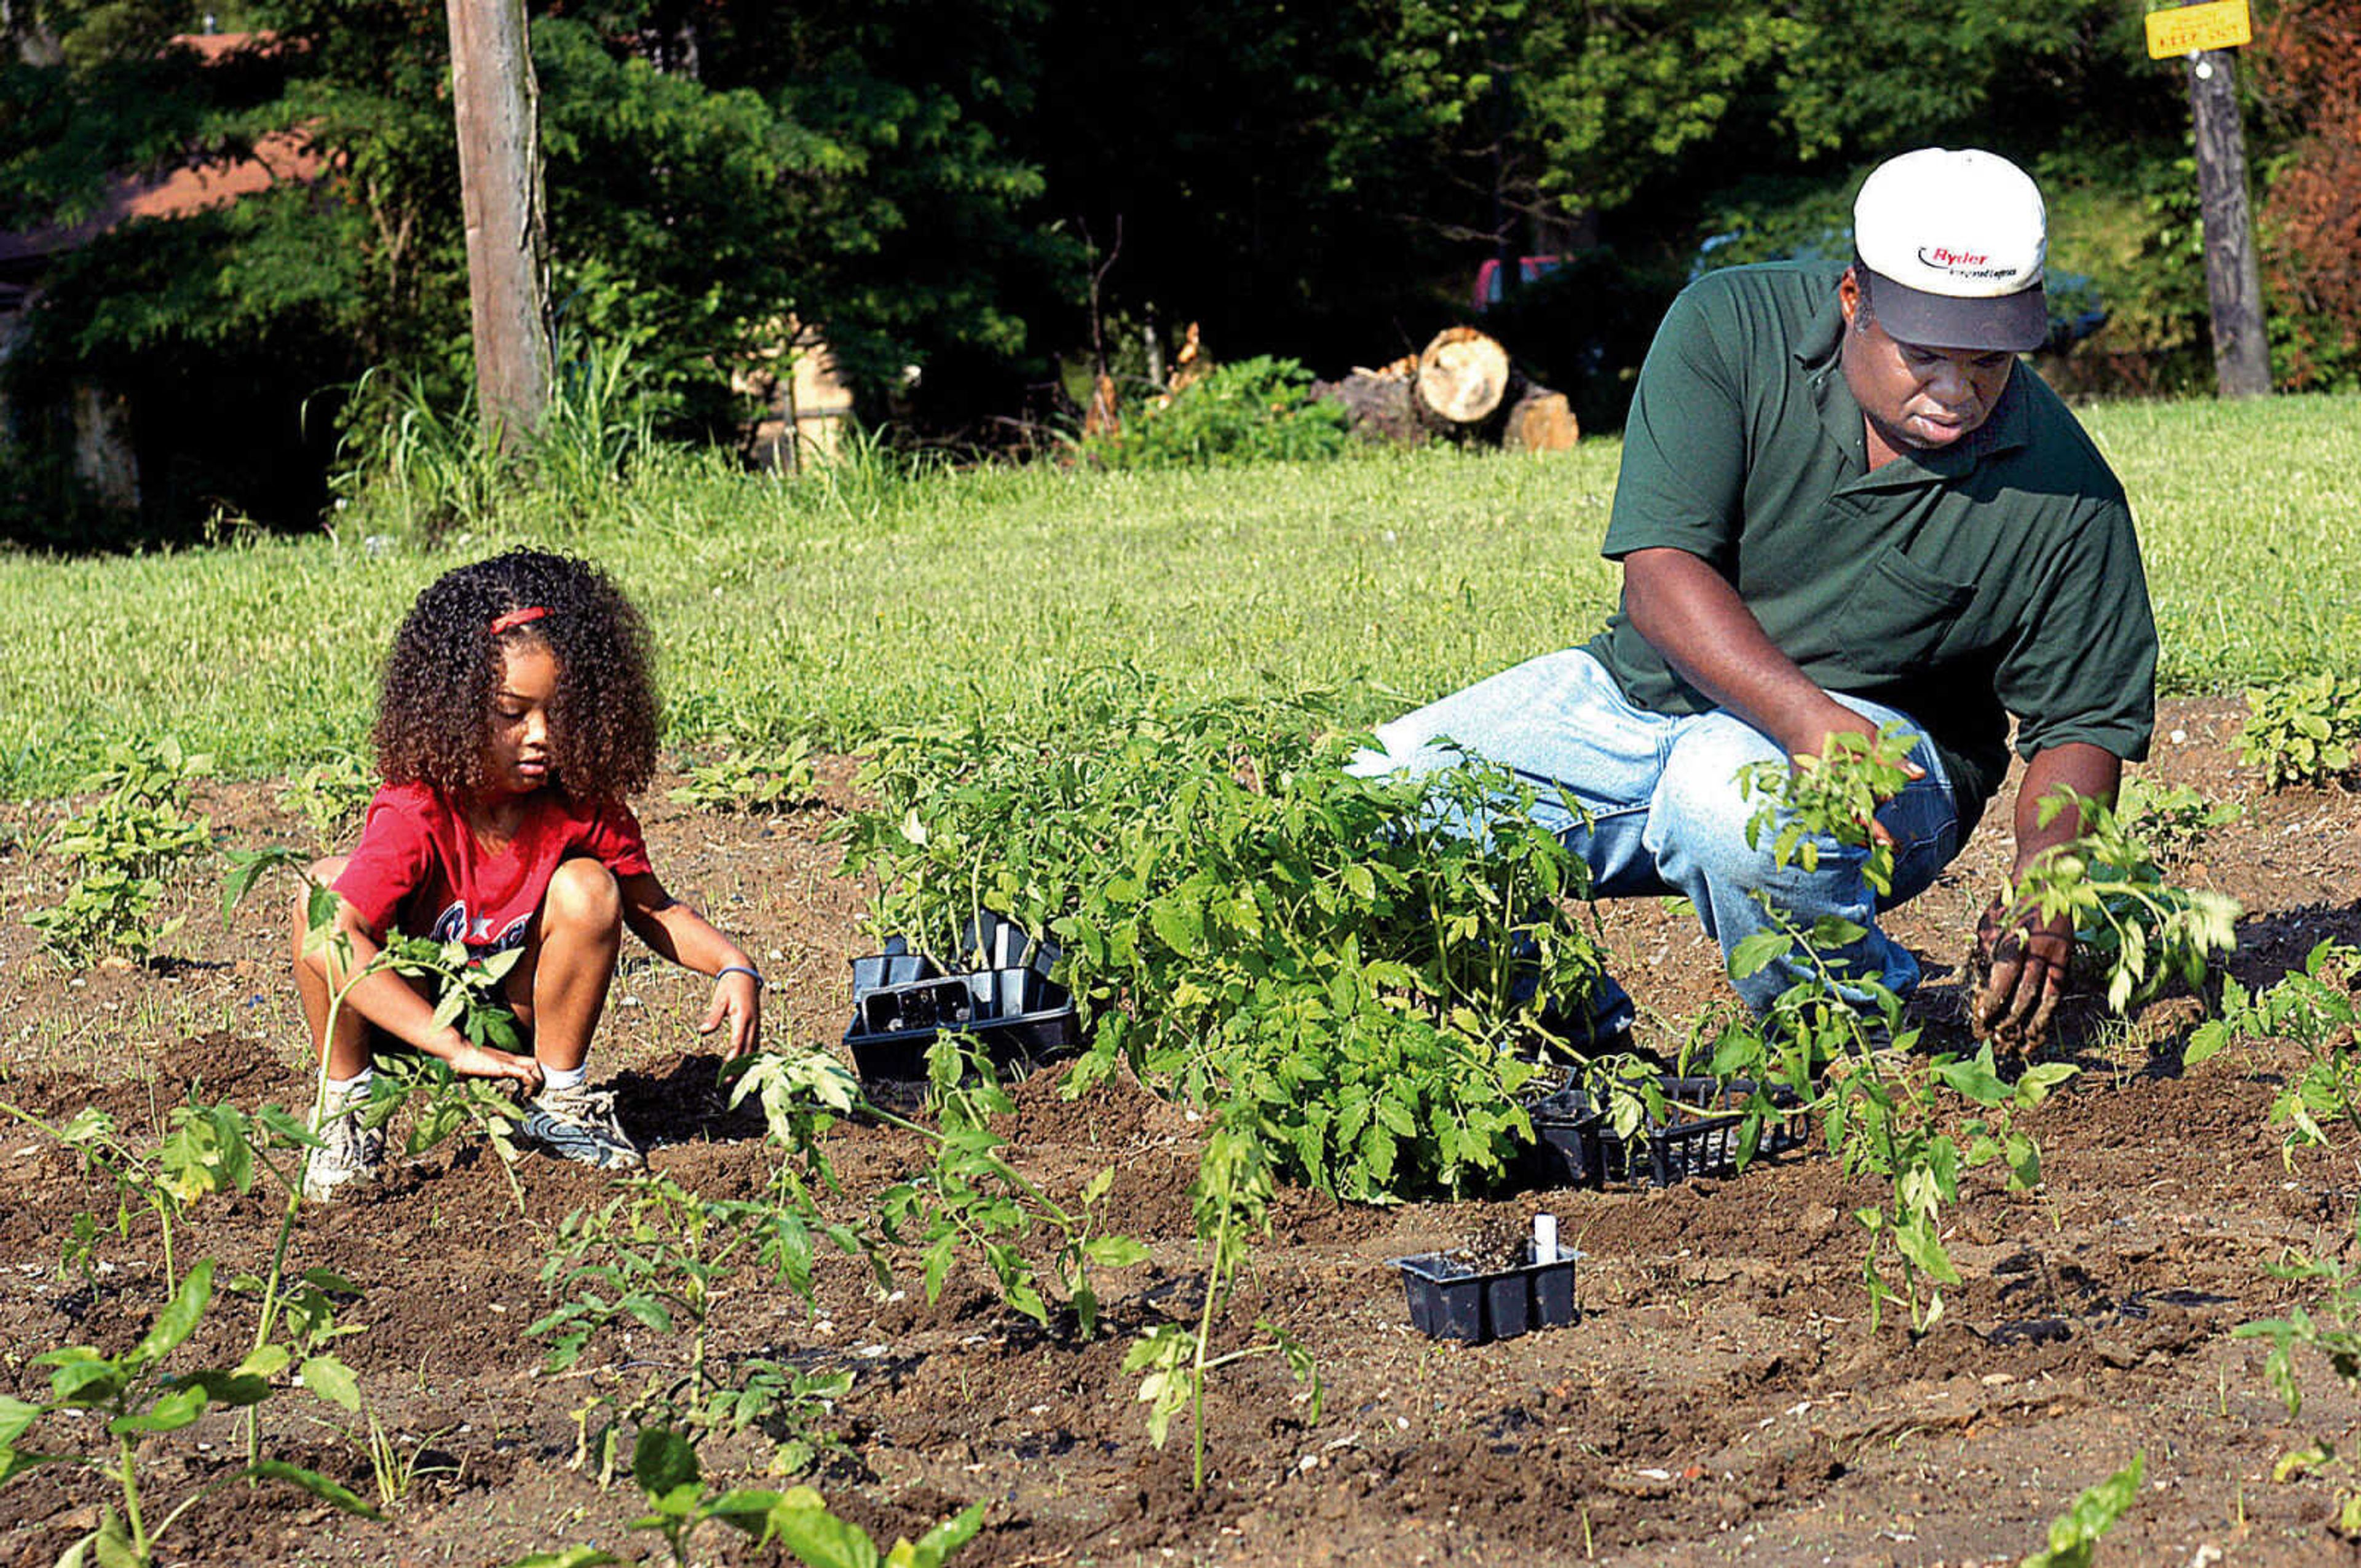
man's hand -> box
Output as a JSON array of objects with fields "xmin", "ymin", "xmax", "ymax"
[
  {"xmin": 1971, "ymin": 744, "xmax": 2121, "ymax": 1055},
  {"xmin": 1788, "ymin": 706, "xmax": 1924, "ymax": 851},
  {"xmin": 1968, "ymin": 899, "xmax": 2072, "ymax": 1053}
]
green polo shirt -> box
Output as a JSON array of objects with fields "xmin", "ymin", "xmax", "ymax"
[{"xmin": 1586, "ymin": 259, "xmax": 2156, "ymax": 830}]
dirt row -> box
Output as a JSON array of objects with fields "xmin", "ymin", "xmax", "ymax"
[{"xmin": 1, "ymin": 695, "xmax": 2358, "ymax": 1566}]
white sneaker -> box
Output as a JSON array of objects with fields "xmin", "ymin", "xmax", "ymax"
[
  {"xmin": 302, "ymin": 1086, "xmax": 385, "ymax": 1202},
  {"xmin": 514, "ymin": 1081, "xmax": 644, "ymax": 1170}
]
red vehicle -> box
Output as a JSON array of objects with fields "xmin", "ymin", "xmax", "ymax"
[{"xmin": 1473, "ymin": 254, "xmax": 1567, "ymax": 311}]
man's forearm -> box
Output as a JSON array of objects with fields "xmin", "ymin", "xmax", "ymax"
[
  {"xmin": 1622, "ymin": 546, "xmax": 1866, "ymax": 758},
  {"xmin": 2009, "ymin": 743, "xmax": 2122, "ymax": 877}
]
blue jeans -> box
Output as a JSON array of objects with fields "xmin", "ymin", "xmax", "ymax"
[{"xmin": 1349, "ymin": 650, "xmax": 1963, "ymax": 1028}]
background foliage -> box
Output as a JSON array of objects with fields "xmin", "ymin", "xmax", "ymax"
[{"xmin": 2, "ymin": 0, "xmax": 2357, "ymax": 545}]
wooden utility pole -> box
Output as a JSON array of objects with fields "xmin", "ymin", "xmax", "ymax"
[
  {"xmin": 446, "ymin": 0, "xmax": 552, "ymax": 442},
  {"xmin": 2187, "ymin": 47, "xmax": 2272, "ymax": 396},
  {"xmin": 2146, "ymin": 0, "xmax": 2271, "ymax": 398}
]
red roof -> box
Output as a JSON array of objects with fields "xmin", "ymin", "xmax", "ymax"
[{"xmin": 0, "ymin": 34, "xmax": 325, "ymax": 267}]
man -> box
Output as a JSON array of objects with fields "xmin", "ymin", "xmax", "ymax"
[{"xmin": 1355, "ymin": 148, "xmax": 2156, "ymax": 1048}]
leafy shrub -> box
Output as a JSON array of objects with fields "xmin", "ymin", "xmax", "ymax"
[
  {"xmin": 835, "ymin": 674, "xmax": 1603, "ymax": 1203},
  {"xmin": 26, "ymin": 736, "xmax": 213, "ymax": 967},
  {"xmin": 1083, "ymin": 357, "xmax": 1352, "ymax": 469},
  {"xmin": 2189, "ymin": 940, "xmax": 2360, "ymax": 1156},
  {"xmin": 2114, "ymin": 777, "xmax": 2240, "ymax": 865},
  {"xmin": 278, "ymin": 751, "xmax": 378, "ymax": 851},
  {"xmin": 668, "ymin": 741, "xmax": 818, "ymax": 814},
  {"xmin": 2240, "ymin": 674, "xmax": 2361, "ymax": 788}
]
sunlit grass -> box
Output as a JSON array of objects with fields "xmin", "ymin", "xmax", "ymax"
[{"xmin": 2, "ymin": 390, "xmax": 2355, "ymax": 797}]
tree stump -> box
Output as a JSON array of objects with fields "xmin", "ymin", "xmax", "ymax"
[
  {"xmin": 1501, "ymin": 387, "xmax": 1579, "ymax": 452},
  {"xmin": 1313, "ymin": 327, "xmax": 1576, "ymax": 452}
]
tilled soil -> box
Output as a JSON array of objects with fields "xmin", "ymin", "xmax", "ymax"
[{"xmin": 2, "ymin": 696, "xmax": 2359, "ymax": 1566}]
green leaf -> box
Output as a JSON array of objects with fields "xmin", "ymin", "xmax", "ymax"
[
  {"xmin": 82, "ymin": 1507, "xmax": 138, "ymax": 1568},
  {"xmin": 305, "ymin": 883, "xmax": 341, "ymax": 940},
  {"xmin": 633, "ymin": 1425, "xmax": 700, "ymax": 1500},
  {"xmin": 2022, "ymin": 1450, "xmax": 2143, "ymax": 1568},
  {"xmin": 255, "ymin": 1104, "xmax": 323, "ymax": 1149},
  {"xmin": 299, "ymin": 1354, "xmax": 362, "ymax": 1412},
  {"xmin": 1727, "ymin": 931, "xmax": 1791, "ymax": 979},
  {"xmin": 1932, "ymin": 1054, "xmax": 2011, "ymax": 1108},
  {"xmin": 1891, "ymin": 1216, "xmax": 1961, "ymax": 1286},
  {"xmin": 706, "ymin": 1487, "xmax": 788, "ymax": 1532},
  {"xmin": 0, "ymin": 1441, "xmax": 71, "ymax": 1487},
  {"xmin": 1082, "ymin": 1235, "xmax": 1152, "ymax": 1269},
  {"xmin": 220, "ymin": 846, "xmax": 293, "ymax": 917},
  {"xmin": 2183, "ymin": 1021, "xmax": 2229, "ymax": 1068},
  {"xmin": 174, "ymin": 1369, "xmax": 272, "ymax": 1408},
  {"xmin": 44, "ymin": 1352, "xmax": 127, "ymax": 1407},
  {"xmin": 1147, "ymin": 892, "xmax": 1205, "ymax": 958},
  {"xmin": 109, "ymin": 1382, "xmax": 207, "ymax": 1435},
  {"xmin": 504, "ymin": 1551, "xmax": 622, "ymax": 1568},
  {"xmin": 0, "ymin": 1397, "xmax": 41, "ymax": 1449},
  {"xmin": 250, "ymin": 1458, "xmax": 384, "ymax": 1518},
  {"xmin": 2274, "ymin": 1439, "xmax": 2333, "ymax": 1482},
  {"xmin": 764, "ymin": 1486, "xmax": 882, "ymax": 1568},
  {"xmin": 133, "ymin": 1258, "xmax": 215, "ymax": 1366},
  {"xmin": 906, "ymin": 1502, "xmax": 989, "ymax": 1568}
]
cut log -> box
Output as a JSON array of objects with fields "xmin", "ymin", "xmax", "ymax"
[
  {"xmin": 1414, "ymin": 326, "xmax": 1510, "ymax": 428},
  {"xmin": 1312, "ymin": 329, "xmax": 1577, "ymax": 452},
  {"xmin": 1501, "ymin": 388, "xmax": 1580, "ymax": 453},
  {"xmin": 1309, "ymin": 362, "xmax": 1423, "ymax": 444}
]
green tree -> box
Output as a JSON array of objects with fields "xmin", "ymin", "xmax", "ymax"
[{"xmin": 0, "ymin": 0, "xmax": 1069, "ymax": 540}]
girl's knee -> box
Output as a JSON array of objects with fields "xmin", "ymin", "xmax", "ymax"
[{"xmin": 544, "ymin": 857, "xmax": 622, "ymax": 930}]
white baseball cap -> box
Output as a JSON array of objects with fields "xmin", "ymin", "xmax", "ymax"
[{"xmin": 1853, "ymin": 148, "xmax": 2048, "ymax": 352}]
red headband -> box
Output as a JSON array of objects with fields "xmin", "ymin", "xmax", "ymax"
[{"xmin": 488, "ymin": 606, "xmax": 548, "ymax": 636}]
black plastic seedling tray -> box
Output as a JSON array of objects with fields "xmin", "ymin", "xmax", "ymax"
[
  {"xmin": 1519, "ymin": 1074, "xmax": 1805, "ymax": 1190},
  {"xmin": 843, "ymin": 923, "xmax": 1082, "ymax": 1083},
  {"xmin": 1394, "ymin": 1243, "xmax": 1578, "ymax": 1345},
  {"xmin": 1519, "ymin": 1084, "xmax": 1608, "ymax": 1189}
]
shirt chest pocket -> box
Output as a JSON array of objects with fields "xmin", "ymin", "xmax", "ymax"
[{"xmin": 1835, "ymin": 546, "xmax": 1979, "ymax": 677}]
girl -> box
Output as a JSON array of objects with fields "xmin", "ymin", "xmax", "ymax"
[{"xmin": 293, "ymin": 548, "xmax": 763, "ymax": 1200}]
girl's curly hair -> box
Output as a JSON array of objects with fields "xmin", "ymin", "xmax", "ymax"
[{"xmin": 371, "ymin": 548, "xmax": 659, "ymax": 807}]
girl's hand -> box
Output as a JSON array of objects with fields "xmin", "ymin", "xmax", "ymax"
[
  {"xmin": 700, "ymin": 969, "xmax": 763, "ymax": 1059},
  {"xmin": 448, "ymin": 1041, "xmax": 545, "ymax": 1093}
]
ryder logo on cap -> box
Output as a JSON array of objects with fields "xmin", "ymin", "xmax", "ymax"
[{"xmin": 1855, "ymin": 148, "xmax": 2050, "ymax": 353}]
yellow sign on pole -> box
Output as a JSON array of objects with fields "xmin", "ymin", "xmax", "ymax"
[{"xmin": 2145, "ymin": 0, "xmax": 2252, "ymax": 58}]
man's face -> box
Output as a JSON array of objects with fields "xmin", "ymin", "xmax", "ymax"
[{"xmin": 1838, "ymin": 270, "xmax": 2017, "ymax": 454}]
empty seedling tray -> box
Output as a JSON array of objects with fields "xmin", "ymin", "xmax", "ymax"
[
  {"xmin": 1394, "ymin": 1243, "xmax": 1579, "ymax": 1345},
  {"xmin": 1599, "ymin": 1075, "xmax": 1808, "ymax": 1187},
  {"xmin": 843, "ymin": 923, "xmax": 1082, "ymax": 1083},
  {"xmin": 1521, "ymin": 1074, "xmax": 1806, "ymax": 1190}
]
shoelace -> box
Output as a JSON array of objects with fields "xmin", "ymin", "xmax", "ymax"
[{"xmin": 543, "ymin": 1084, "xmax": 623, "ymax": 1123}]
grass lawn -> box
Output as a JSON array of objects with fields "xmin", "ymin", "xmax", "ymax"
[{"xmin": 2, "ymin": 390, "xmax": 2355, "ymax": 798}]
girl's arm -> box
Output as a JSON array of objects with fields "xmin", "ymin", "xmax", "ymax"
[{"xmin": 616, "ymin": 870, "xmax": 764, "ymax": 1058}]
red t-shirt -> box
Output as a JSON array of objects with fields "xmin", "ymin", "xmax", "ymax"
[{"xmin": 333, "ymin": 782, "xmax": 654, "ymax": 954}]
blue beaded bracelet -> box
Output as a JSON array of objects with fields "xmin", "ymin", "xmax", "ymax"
[{"xmin": 714, "ymin": 964, "xmax": 764, "ymax": 989}]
